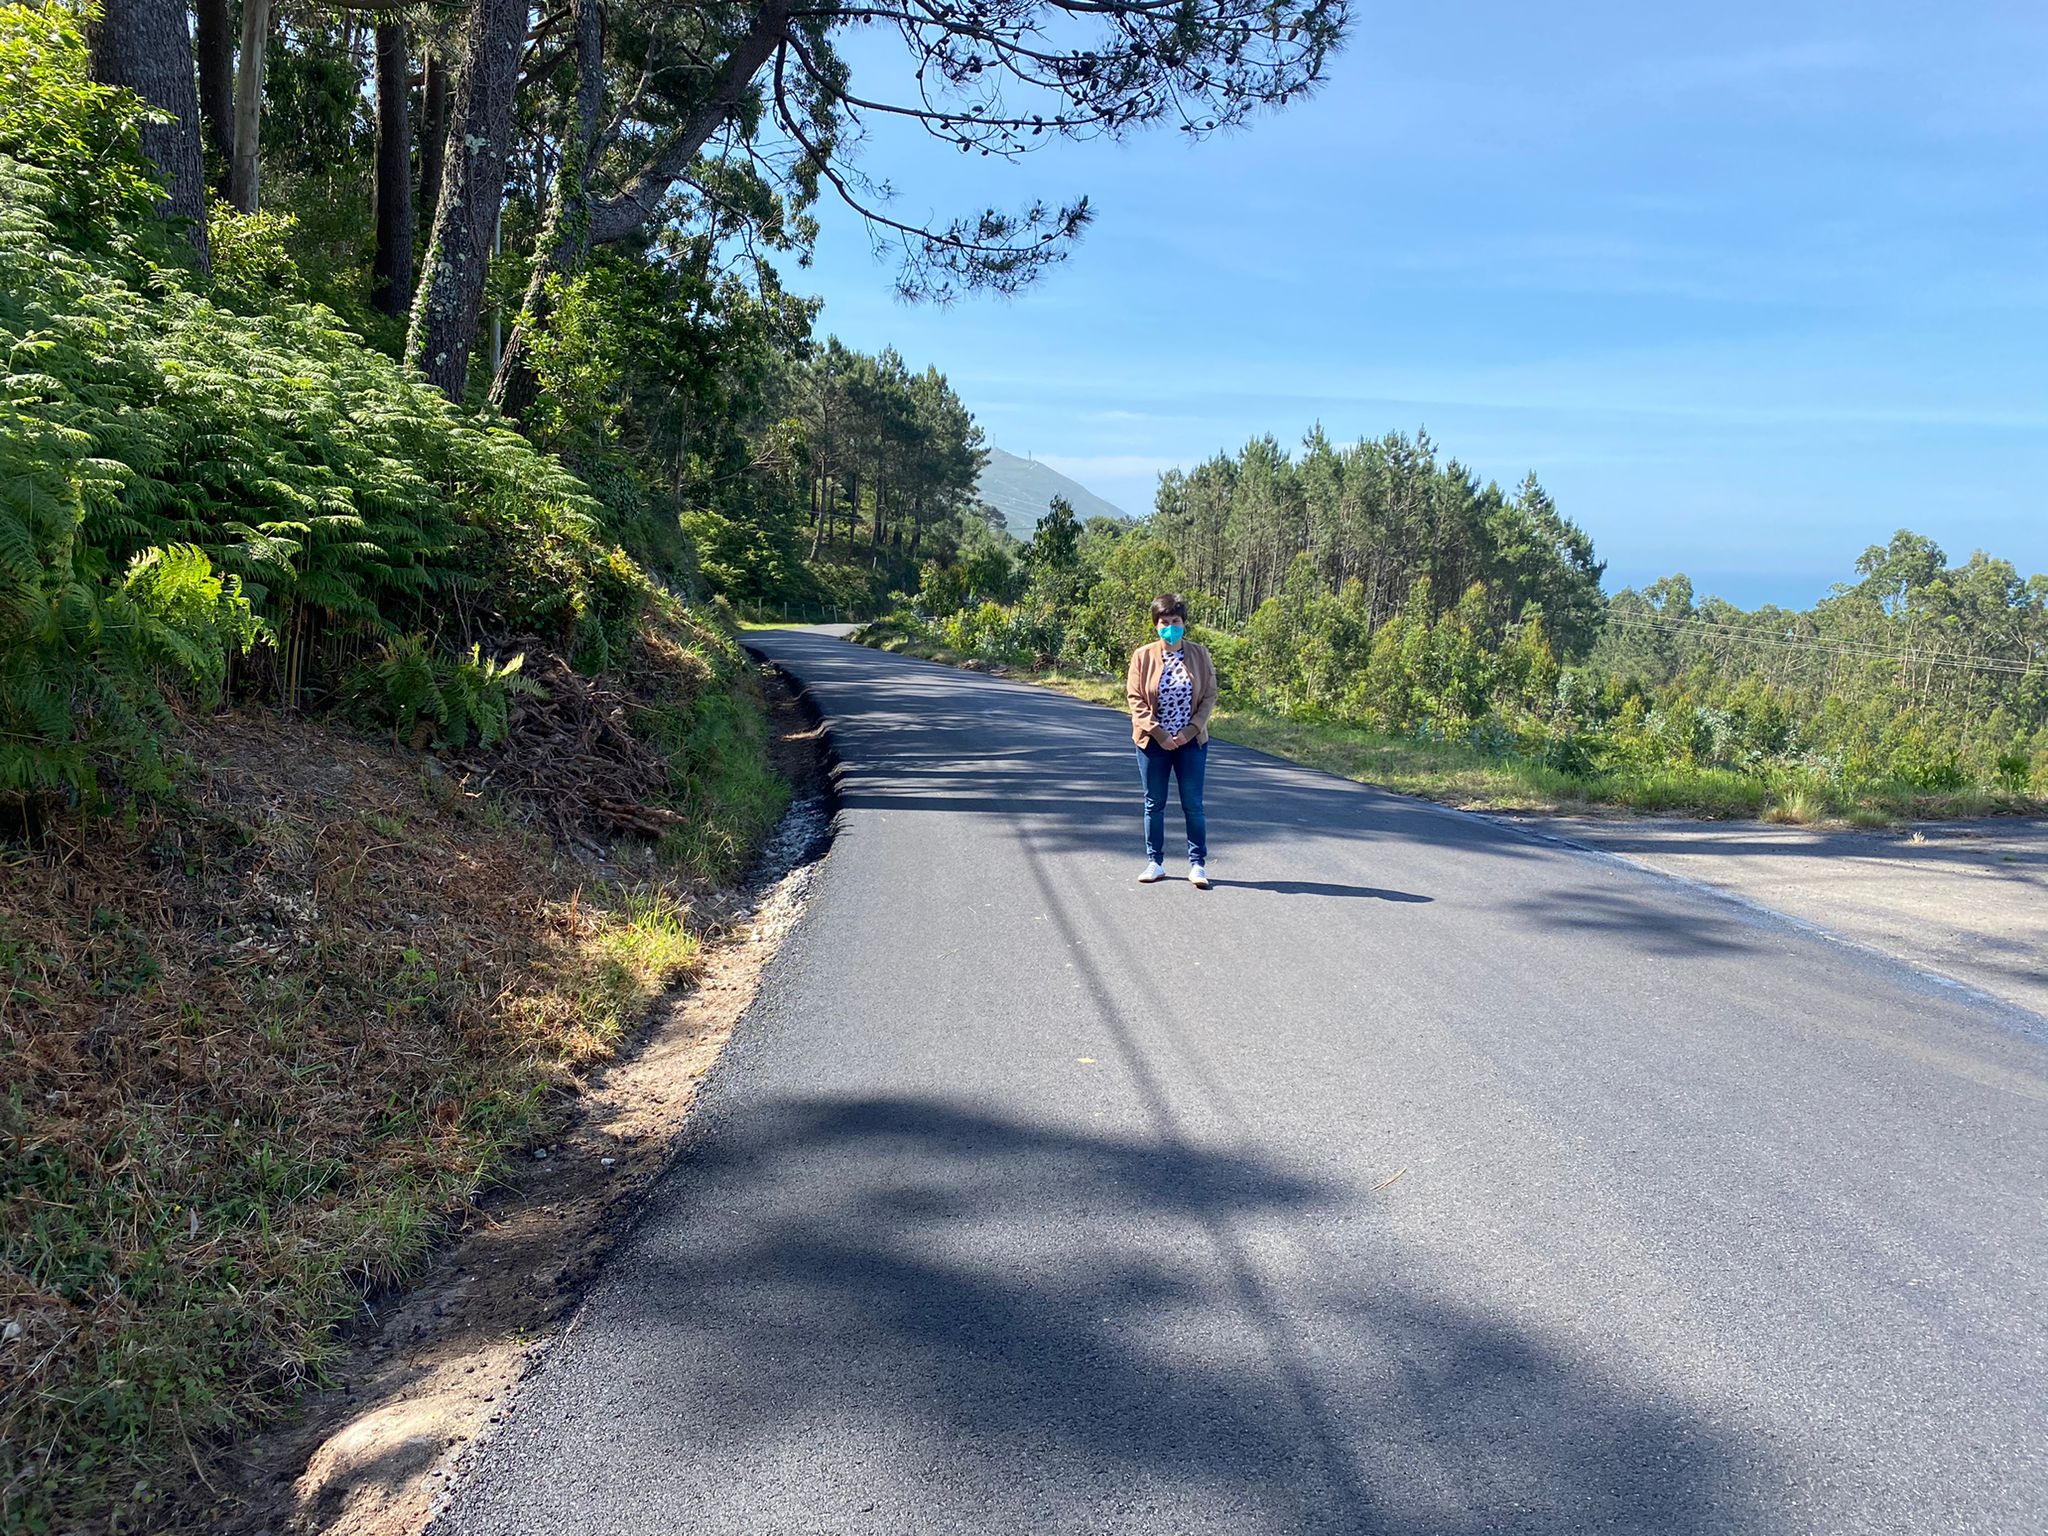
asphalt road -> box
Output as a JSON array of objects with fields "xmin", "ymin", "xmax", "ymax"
[{"xmin": 439, "ymin": 629, "xmax": 2048, "ymax": 1536}]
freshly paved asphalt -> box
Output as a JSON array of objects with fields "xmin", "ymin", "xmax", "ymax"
[{"xmin": 439, "ymin": 629, "xmax": 2048, "ymax": 1535}]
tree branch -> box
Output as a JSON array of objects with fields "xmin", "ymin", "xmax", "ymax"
[
  {"xmin": 770, "ymin": 40, "xmax": 1084, "ymax": 298},
  {"xmin": 587, "ymin": 0, "xmax": 797, "ymax": 247}
]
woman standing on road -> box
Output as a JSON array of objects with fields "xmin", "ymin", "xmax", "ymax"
[{"xmin": 1127, "ymin": 594, "xmax": 1216, "ymax": 888}]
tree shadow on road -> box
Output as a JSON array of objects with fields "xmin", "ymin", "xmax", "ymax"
[
  {"xmin": 744, "ymin": 631, "xmax": 1552, "ymax": 869},
  {"xmin": 480, "ymin": 1094, "xmax": 1773, "ymax": 1536},
  {"xmin": 1500, "ymin": 883, "xmax": 1760, "ymax": 957},
  {"xmin": 828, "ymin": 706, "xmax": 1528, "ymax": 869}
]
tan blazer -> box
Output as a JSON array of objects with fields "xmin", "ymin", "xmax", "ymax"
[{"xmin": 1126, "ymin": 639, "xmax": 1216, "ymax": 746}]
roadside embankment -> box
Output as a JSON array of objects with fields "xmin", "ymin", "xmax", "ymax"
[{"xmin": 0, "ymin": 640, "xmax": 817, "ymax": 1533}]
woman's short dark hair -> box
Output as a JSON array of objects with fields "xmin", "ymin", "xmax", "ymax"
[{"xmin": 1149, "ymin": 593, "xmax": 1187, "ymax": 624}]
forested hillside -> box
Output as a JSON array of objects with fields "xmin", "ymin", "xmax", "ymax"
[
  {"xmin": 975, "ymin": 448, "xmax": 1130, "ymax": 535},
  {"xmin": 872, "ymin": 430, "xmax": 2048, "ymax": 819},
  {"xmin": 1, "ymin": 13, "xmax": 792, "ymax": 1524}
]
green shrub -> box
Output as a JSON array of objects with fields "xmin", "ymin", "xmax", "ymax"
[
  {"xmin": 206, "ymin": 200, "xmax": 307, "ymax": 312},
  {"xmin": 0, "ymin": 264, "xmax": 264, "ymax": 805},
  {"xmin": 344, "ymin": 637, "xmax": 541, "ymax": 750},
  {"xmin": 918, "ymin": 559, "xmax": 969, "ymax": 617},
  {"xmin": 939, "ymin": 600, "xmax": 1022, "ymax": 658},
  {"xmin": 0, "ymin": 2, "xmax": 163, "ymax": 255},
  {"xmin": 0, "ymin": 1, "xmax": 682, "ymax": 809}
]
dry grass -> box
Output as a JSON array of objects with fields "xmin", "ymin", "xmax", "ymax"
[
  {"xmin": 0, "ymin": 708, "xmax": 721, "ymax": 1532},
  {"xmin": 1765, "ymin": 788, "xmax": 1831, "ymax": 826}
]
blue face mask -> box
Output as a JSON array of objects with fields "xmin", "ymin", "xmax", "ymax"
[{"xmin": 1157, "ymin": 623, "xmax": 1186, "ymax": 643}]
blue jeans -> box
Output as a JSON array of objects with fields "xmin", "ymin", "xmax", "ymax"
[{"xmin": 1135, "ymin": 738, "xmax": 1208, "ymax": 865}]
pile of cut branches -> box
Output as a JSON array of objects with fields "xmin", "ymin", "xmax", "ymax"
[{"xmin": 455, "ymin": 641, "xmax": 684, "ymax": 846}]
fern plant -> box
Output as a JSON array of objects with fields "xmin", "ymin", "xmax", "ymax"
[
  {"xmin": 442, "ymin": 645, "xmax": 537, "ymax": 747},
  {"xmin": 0, "ymin": 378, "xmax": 261, "ymax": 804},
  {"xmin": 344, "ymin": 636, "xmax": 540, "ymax": 750},
  {"xmin": 0, "ymin": 2, "xmax": 669, "ymax": 810}
]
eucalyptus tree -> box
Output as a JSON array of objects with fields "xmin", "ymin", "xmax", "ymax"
[{"xmin": 227, "ymin": 0, "xmax": 272, "ymax": 211}]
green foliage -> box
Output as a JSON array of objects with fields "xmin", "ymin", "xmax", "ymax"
[
  {"xmin": 1994, "ymin": 747, "xmax": 2031, "ymax": 794},
  {"xmin": 0, "ymin": 1, "xmax": 163, "ymax": 255},
  {"xmin": 918, "ymin": 559, "xmax": 970, "ymax": 616},
  {"xmin": 0, "ymin": 242, "xmax": 264, "ymax": 804},
  {"xmin": 205, "ymin": 200, "xmax": 307, "ymax": 312},
  {"xmin": 1052, "ymin": 532, "xmax": 1185, "ymax": 673},
  {"xmin": 880, "ymin": 410, "xmax": 2047, "ymax": 818},
  {"xmin": 1241, "ymin": 557, "xmax": 1367, "ymax": 713},
  {"xmin": 961, "ymin": 541, "xmax": 1017, "ymax": 606},
  {"xmin": 1029, "ymin": 494, "xmax": 1081, "ymax": 572},
  {"xmin": 482, "ymin": 535, "xmax": 655, "ymax": 676},
  {"xmin": 521, "ymin": 249, "xmax": 817, "ymax": 590},
  {"xmin": 0, "ymin": 152, "xmax": 613, "ymax": 655},
  {"xmin": 938, "ymin": 600, "xmax": 1025, "ymax": 657},
  {"xmin": 781, "ymin": 339, "xmax": 990, "ymax": 612},
  {"xmin": 345, "ymin": 637, "xmax": 541, "ymax": 750},
  {"xmin": 626, "ymin": 601, "xmax": 791, "ymax": 880},
  {"xmin": 259, "ymin": 22, "xmax": 369, "ymax": 180},
  {"xmin": 1595, "ymin": 531, "xmax": 2048, "ymax": 804},
  {"xmin": 0, "ymin": 3, "xmax": 733, "ymax": 811},
  {"xmin": 0, "ymin": 522, "xmax": 262, "ymax": 805},
  {"xmin": 1155, "ymin": 428, "xmax": 1606, "ymax": 657}
]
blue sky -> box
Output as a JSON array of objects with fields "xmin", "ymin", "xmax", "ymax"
[{"xmin": 791, "ymin": 1, "xmax": 2047, "ymax": 608}]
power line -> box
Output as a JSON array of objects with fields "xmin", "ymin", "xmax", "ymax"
[
  {"xmin": 1603, "ymin": 612, "xmax": 2046, "ymax": 680},
  {"xmin": 1606, "ymin": 612, "xmax": 2041, "ymax": 677},
  {"xmin": 1605, "ymin": 613, "xmax": 2043, "ymax": 678}
]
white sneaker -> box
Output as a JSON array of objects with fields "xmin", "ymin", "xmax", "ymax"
[
  {"xmin": 1138, "ymin": 862, "xmax": 1167, "ymax": 883},
  {"xmin": 1188, "ymin": 863, "xmax": 1211, "ymax": 889}
]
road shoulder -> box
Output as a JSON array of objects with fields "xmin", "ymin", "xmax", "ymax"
[{"xmin": 1492, "ymin": 812, "xmax": 2048, "ymax": 1024}]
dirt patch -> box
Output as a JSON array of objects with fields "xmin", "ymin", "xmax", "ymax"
[{"xmin": 214, "ymin": 670, "xmax": 834, "ymax": 1536}]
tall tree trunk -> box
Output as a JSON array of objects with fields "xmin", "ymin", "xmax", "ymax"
[
  {"xmin": 489, "ymin": 0, "xmax": 603, "ymax": 419},
  {"xmin": 418, "ymin": 51, "xmax": 449, "ymax": 219},
  {"xmin": 228, "ymin": 0, "xmax": 272, "ymax": 213},
  {"xmin": 371, "ymin": 21, "xmax": 414, "ymax": 319},
  {"xmin": 87, "ymin": 0, "xmax": 209, "ymax": 267},
  {"xmin": 490, "ymin": 0, "xmax": 794, "ymax": 411},
  {"xmin": 194, "ymin": 0, "xmax": 233, "ymax": 184},
  {"xmin": 406, "ymin": 0, "xmax": 522, "ymax": 399}
]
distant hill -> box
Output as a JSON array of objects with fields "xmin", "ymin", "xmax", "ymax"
[{"xmin": 975, "ymin": 447, "xmax": 1130, "ymax": 535}]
